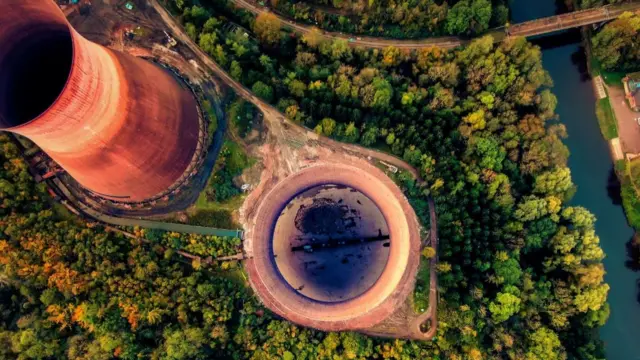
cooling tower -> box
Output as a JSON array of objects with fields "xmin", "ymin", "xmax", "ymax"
[{"xmin": 0, "ymin": 0, "xmax": 201, "ymax": 202}]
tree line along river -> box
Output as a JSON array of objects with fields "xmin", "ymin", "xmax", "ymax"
[{"xmin": 510, "ymin": 1, "xmax": 640, "ymax": 359}]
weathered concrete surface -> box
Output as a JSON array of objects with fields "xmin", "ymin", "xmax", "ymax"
[
  {"xmin": 0, "ymin": 0, "xmax": 199, "ymax": 202},
  {"xmin": 245, "ymin": 159, "xmax": 421, "ymax": 332}
]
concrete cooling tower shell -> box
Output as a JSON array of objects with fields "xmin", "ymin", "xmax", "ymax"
[
  {"xmin": 0, "ymin": 0, "xmax": 200, "ymax": 202},
  {"xmin": 246, "ymin": 160, "xmax": 422, "ymax": 332}
]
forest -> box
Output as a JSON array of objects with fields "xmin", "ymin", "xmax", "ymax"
[{"xmin": 0, "ymin": 0, "xmax": 611, "ymax": 359}]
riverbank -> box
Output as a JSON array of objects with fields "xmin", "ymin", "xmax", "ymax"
[
  {"xmin": 580, "ymin": 15, "xmax": 640, "ymax": 234},
  {"xmin": 562, "ymin": 8, "xmax": 640, "ymax": 360}
]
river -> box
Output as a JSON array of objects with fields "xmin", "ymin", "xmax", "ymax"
[{"xmin": 511, "ymin": 1, "xmax": 640, "ymax": 359}]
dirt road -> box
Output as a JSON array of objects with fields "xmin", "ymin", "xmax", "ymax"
[
  {"xmin": 228, "ymin": 0, "xmax": 640, "ymax": 50},
  {"xmin": 608, "ymin": 85, "xmax": 640, "ymax": 154},
  {"xmin": 230, "ymin": 0, "xmax": 465, "ymax": 49}
]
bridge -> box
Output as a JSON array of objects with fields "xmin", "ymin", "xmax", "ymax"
[
  {"xmin": 230, "ymin": 0, "xmax": 640, "ymax": 49},
  {"xmin": 508, "ymin": 3, "xmax": 637, "ymax": 38}
]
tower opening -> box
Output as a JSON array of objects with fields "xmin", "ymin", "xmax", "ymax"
[
  {"xmin": 272, "ymin": 184, "xmax": 390, "ymax": 303},
  {"xmin": 0, "ymin": 25, "xmax": 73, "ymax": 127}
]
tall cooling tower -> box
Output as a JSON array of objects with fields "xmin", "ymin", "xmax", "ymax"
[{"xmin": 0, "ymin": 0, "xmax": 201, "ymax": 202}]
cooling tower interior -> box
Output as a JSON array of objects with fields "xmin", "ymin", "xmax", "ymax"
[
  {"xmin": 245, "ymin": 161, "xmax": 422, "ymax": 332},
  {"xmin": 0, "ymin": 24, "xmax": 72, "ymax": 126},
  {"xmin": 272, "ymin": 184, "xmax": 391, "ymax": 303},
  {"xmin": 0, "ymin": 0, "xmax": 202, "ymax": 202}
]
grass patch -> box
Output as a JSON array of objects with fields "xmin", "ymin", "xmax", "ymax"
[
  {"xmin": 601, "ymin": 70, "xmax": 626, "ymax": 87},
  {"xmin": 595, "ymin": 98, "xmax": 618, "ymax": 140},
  {"xmin": 227, "ymin": 99, "xmax": 258, "ymax": 138},
  {"xmin": 202, "ymin": 99, "xmax": 218, "ymax": 140},
  {"xmin": 615, "ymin": 159, "xmax": 627, "ymax": 176},
  {"xmin": 188, "ymin": 208, "xmax": 239, "ymax": 228},
  {"xmin": 188, "ymin": 140, "xmax": 253, "ymax": 228},
  {"xmin": 51, "ymin": 201, "xmax": 78, "ymax": 222},
  {"xmin": 591, "ymin": 57, "xmax": 626, "ymax": 86},
  {"xmin": 195, "ymin": 190, "xmax": 246, "ymax": 211},
  {"xmin": 201, "ymin": 140, "xmax": 250, "ymax": 203},
  {"xmin": 413, "ymin": 260, "xmax": 431, "ymax": 314}
]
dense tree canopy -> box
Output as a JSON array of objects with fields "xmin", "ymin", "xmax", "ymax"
[
  {"xmin": 271, "ymin": 0, "xmax": 509, "ymax": 38},
  {"xmin": 0, "ymin": 0, "xmax": 611, "ymax": 359}
]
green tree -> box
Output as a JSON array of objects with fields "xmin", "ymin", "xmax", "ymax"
[
  {"xmin": 162, "ymin": 327, "xmax": 207, "ymax": 359},
  {"xmin": 489, "ymin": 292, "xmax": 521, "ymax": 322},
  {"xmin": 533, "ymin": 167, "xmax": 573, "ymax": 196},
  {"xmin": 253, "ymin": 12, "xmax": 282, "ymax": 45},
  {"xmin": 470, "ymin": 136, "xmax": 506, "ymax": 171},
  {"xmin": 446, "ymin": 0, "xmax": 472, "ymax": 34},
  {"xmin": 319, "ymin": 118, "xmax": 337, "ymax": 136},
  {"xmin": 289, "ymin": 79, "xmax": 307, "ymax": 97},
  {"xmin": 252, "ymin": 81, "xmax": 274, "ymax": 102},
  {"xmin": 525, "ymin": 327, "xmax": 564, "ymax": 360},
  {"xmin": 198, "ymin": 32, "xmax": 217, "ymax": 54},
  {"xmin": 185, "ymin": 22, "xmax": 198, "ymax": 40},
  {"xmin": 470, "ymin": 0, "xmax": 492, "ymax": 33},
  {"xmin": 515, "ymin": 196, "xmax": 549, "ymax": 222},
  {"xmin": 344, "ymin": 122, "xmax": 359, "ymax": 142},
  {"xmin": 493, "ymin": 257, "xmax": 522, "ymax": 285},
  {"xmin": 203, "ymin": 17, "xmax": 220, "ymax": 33},
  {"xmin": 574, "ymin": 284, "xmax": 609, "ymax": 313},
  {"xmin": 361, "ymin": 126, "xmax": 378, "ymax": 146},
  {"xmin": 230, "ymin": 60, "xmax": 242, "ymax": 81}
]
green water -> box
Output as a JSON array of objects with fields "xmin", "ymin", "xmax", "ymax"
[{"xmin": 511, "ymin": 2, "xmax": 640, "ymax": 359}]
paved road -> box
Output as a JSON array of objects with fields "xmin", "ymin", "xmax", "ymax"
[
  {"xmin": 228, "ymin": 0, "xmax": 640, "ymax": 49},
  {"xmin": 608, "ymin": 85, "xmax": 640, "ymax": 154}
]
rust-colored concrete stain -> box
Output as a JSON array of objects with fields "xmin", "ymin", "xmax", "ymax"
[{"xmin": 0, "ymin": 0, "xmax": 199, "ymax": 201}]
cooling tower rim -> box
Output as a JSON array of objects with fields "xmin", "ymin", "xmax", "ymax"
[
  {"xmin": 2, "ymin": 11, "xmax": 76, "ymax": 132},
  {"xmin": 246, "ymin": 160, "xmax": 422, "ymax": 331}
]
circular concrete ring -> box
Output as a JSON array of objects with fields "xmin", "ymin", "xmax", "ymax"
[{"xmin": 245, "ymin": 160, "xmax": 421, "ymax": 331}]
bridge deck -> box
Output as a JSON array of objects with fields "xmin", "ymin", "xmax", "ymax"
[{"xmin": 510, "ymin": 2, "xmax": 640, "ymax": 38}]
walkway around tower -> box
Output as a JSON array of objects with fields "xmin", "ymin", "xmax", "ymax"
[{"xmin": 229, "ymin": 0, "xmax": 640, "ymax": 49}]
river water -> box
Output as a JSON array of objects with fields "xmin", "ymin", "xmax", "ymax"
[{"xmin": 510, "ymin": 1, "xmax": 640, "ymax": 359}]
